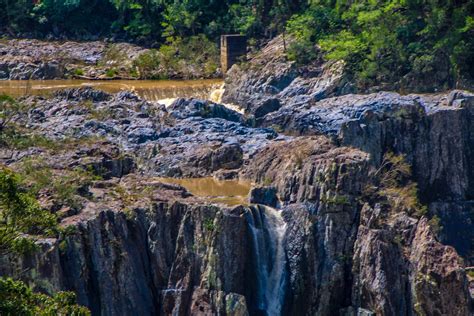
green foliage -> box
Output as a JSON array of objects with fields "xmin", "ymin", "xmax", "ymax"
[
  {"xmin": 286, "ymin": 1, "xmax": 474, "ymax": 90},
  {"xmin": 132, "ymin": 50, "xmax": 161, "ymax": 79},
  {"xmin": 368, "ymin": 152, "xmax": 427, "ymax": 217},
  {"xmin": 0, "ymin": 0, "xmax": 304, "ymax": 44},
  {"xmin": 0, "ymin": 167, "xmax": 58, "ymax": 255},
  {"xmin": 0, "ymin": 277, "xmax": 90, "ymax": 316},
  {"xmin": 204, "ymin": 218, "xmax": 216, "ymax": 232},
  {"xmin": 322, "ymin": 195, "xmax": 350, "ymax": 206},
  {"xmin": 286, "ymin": 5, "xmax": 340, "ymax": 63},
  {"xmin": 156, "ymin": 35, "xmax": 219, "ymax": 79},
  {"xmin": 17, "ymin": 158, "xmax": 100, "ymax": 210},
  {"xmin": 0, "ymin": 1, "xmax": 471, "ymax": 88},
  {"xmin": 73, "ymin": 68, "xmax": 85, "ymax": 76}
]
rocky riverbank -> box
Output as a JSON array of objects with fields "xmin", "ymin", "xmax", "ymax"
[
  {"xmin": 0, "ymin": 35, "xmax": 474, "ymax": 315},
  {"xmin": 0, "ymin": 38, "xmax": 220, "ymax": 80}
]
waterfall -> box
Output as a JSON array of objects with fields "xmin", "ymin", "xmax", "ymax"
[{"xmin": 247, "ymin": 205, "xmax": 287, "ymax": 316}]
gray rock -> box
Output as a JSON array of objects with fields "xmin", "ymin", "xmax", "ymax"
[{"xmin": 249, "ymin": 186, "xmax": 278, "ymax": 207}]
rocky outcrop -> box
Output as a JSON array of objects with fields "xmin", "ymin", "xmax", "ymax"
[
  {"xmin": 168, "ymin": 98, "xmax": 244, "ymax": 123},
  {"xmin": 429, "ymin": 201, "xmax": 474, "ymax": 266},
  {"xmin": 248, "ymin": 186, "xmax": 278, "ymax": 207},
  {"xmin": 252, "ymin": 91, "xmax": 474, "ymax": 203},
  {"xmin": 351, "ymin": 204, "xmax": 472, "ymax": 316},
  {"xmin": 17, "ymin": 87, "xmax": 274, "ymax": 177},
  {"xmin": 222, "ymin": 36, "xmax": 352, "ymax": 117},
  {"xmin": 1, "ymin": 87, "xmax": 473, "ymax": 315},
  {"xmin": 241, "ymin": 136, "xmax": 473, "ymax": 315},
  {"xmin": 242, "ymin": 136, "xmax": 370, "ymax": 204},
  {"xmin": 0, "ymin": 198, "xmax": 253, "ymax": 315}
]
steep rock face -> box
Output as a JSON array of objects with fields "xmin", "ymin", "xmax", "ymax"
[
  {"xmin": 2, "ymin": 87, "xmax": 473, "ymax": 316},
  {"xmin": 244, "ymin": 137, "xmax": 370, "ymax": 314},
  {"xmin": 351, "ymin": 205, "xmax": 413, "ymax": 315},
  {"xmin": 352, "ymin": 204, "xmax": 472, "ymax": 316},
  {"xmin": 410, "ymin": 218, "xmax": 472, "ymax": 316},
  {"xmin": 242, "ymin": 137, "xmax": 473, "ymax": 315},
  {"xmin": 1, "ymin": 201, "xmax": 255, "ymax": 316},
  {"xmin": 430, "ymin": 202, "xmax": 474, "ymax": 265},
  {"xmin": 242, "ymin": 136, "xmax": 370, "ymax": 204},
  {"xmin": 339, "ymin": 92, "xmax": 474, "ymax": 202}
]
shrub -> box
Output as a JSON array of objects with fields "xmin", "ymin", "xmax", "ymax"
[
  {"xmin": 0, "ymin": 277, "xmax": 90, "ymax": 315},
  {"xmin": 132, "ymin": 50, "xmax": 161, "ymax": 79},
  {"xmin": 73, "ymin": 68, "xmax": 85, "ymax": 76},
  {"xmin": 105, "ymin": 68, "xmax": 118, "ymax": 78},
  {"xmin": 204, "ymin": 218, "xmax": 216, "ymax": 232},
  {"xmin": 157, "ymin": 35, "xmax": 219, "ymax": 79},
  {"xmin": 368, "ymin": 152, "xmax": 427, "ymax": 217},
  {"xmin": 0, "ymin": 167, "xmax": 58, "ymax": 255}
]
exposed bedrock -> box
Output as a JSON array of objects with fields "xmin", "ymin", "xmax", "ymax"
[
  {"xmin": 242, "ymin": 136, "xmax": 473, "ymax": 315},
  {"xmin": 1, "ymin": 86, "xmax": 473, "ymax": 315},
  {"xmin": 0, "ymin": 39, "xmax": 146, "ymax": 80},
  {"xmin": 1, "ymin": 202, "xmax": 256, "ymax": 315},
  {"xmin": 229, "ymin": 56, "xmax": 474, "ymax": 291},
  {"xmin": 250, "ymin": 90, "xmax": 474, "ymax": 204},
  {"xmin": 16, "ymin": 88, "xmax": 277, "ymax": 178}
]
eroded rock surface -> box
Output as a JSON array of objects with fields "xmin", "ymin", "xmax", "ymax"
[
  {"xmin": 0, "ymin": 39, "xmax": 145, "ymax": 79},
  {"xmin": 1, "ymin": 85, "xmax": 473, "ymax": 316}
]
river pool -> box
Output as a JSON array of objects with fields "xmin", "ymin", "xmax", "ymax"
[{"xmin": 157, "ymin": 177, "xmax": 252, "ymax": 206}]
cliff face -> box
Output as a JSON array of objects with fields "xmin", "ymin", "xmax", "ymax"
[
  {"xmin": 1, "ymin": 201, "xmax": 252, "ymax": 315},
  {"xmin": 242, "ymin": 136, "xmax": 472, "ymax": 315},
  {"xmin": 1, "ymin": 49, "xmax": 474, "ymax": 315}
]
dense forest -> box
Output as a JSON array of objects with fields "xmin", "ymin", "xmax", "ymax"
[{"xmin": 1, "ymin": 0, "xmax": 473, "ymax": 88}]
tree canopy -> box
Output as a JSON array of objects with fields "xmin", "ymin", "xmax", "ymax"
[{"xmin": 0, "ymin": 0, "xmax": 472, "ymax": 89}]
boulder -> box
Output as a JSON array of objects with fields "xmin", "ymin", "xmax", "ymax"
[{"xmin": 249, "ymin": 186, "xmax": 278, "ymax": 207}]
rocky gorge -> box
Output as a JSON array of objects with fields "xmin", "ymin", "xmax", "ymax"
[{"xmin": 0, "ymin": 36, "xmax": 474, "ymax": 316}]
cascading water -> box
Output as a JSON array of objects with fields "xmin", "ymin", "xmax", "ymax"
[{"xmin": 247, "ymin": 205, "xmax": 288, "ymax": 316}]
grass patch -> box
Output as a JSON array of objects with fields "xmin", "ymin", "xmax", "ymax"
[
  {"xmin": 105, "ymin": 68, "xmax": 118, "ymax": 78},
  {"xmin": 467, "ymin": 270, "xmax": 474, "ymax": 278},
  {"xmin": 73, "ymin": 68, "xmax": 85, "ymax": 76},
  {"xmin": 366, "ymin": 152, "xmax": 427, "ymax": 217},
  {"xmin": 100, "ymin": 44, "xmax": 128, "ymax": 67},
  {"xmin": 17, "ymin": 158, "xmax": 101, "ymax": 210}
]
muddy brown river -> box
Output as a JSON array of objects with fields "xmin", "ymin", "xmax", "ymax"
[
  {"xmin": 157, "ymin": 177, "xmax": 252, "ymax": 206},
  {"xmin": 0, "ymin": 79, "xmax": 223, "ymax": 102}
]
